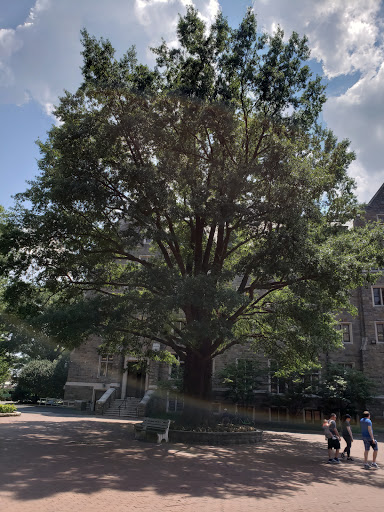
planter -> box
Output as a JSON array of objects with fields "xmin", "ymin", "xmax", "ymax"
[
  {"xmin": 169, "ymin": 428, "xmax": 263, "ymax": 445},
  {"xmin": 0, "ymin": 412, "xmax": 21, "ymax": 417}
]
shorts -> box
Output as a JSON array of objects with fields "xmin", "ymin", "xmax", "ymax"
[
  {"xmin": 363, "ymin": 438, "xmax": 378, "ymax": 451},
  {"xmin": 328, "ymin": 438, "xmax": 340, "ymax": 450}
]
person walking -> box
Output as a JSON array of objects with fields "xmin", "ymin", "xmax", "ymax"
[
  {"xmin": 323, "ymin": 413, "xmax": 341, "ymax": 463},
  {"xmin": 360, "ymin": 410, "xmax": 379, "ymax": 470},
  {"xmin": 341, "ymin": 414, "xmax": 354, "ymax": 461}
]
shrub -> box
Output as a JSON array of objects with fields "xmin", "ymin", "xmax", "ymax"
[{"xmin": 0, "ymin": 403, "xmax": 17, "ymax": 413}]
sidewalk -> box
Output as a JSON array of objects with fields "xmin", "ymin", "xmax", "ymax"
[{"xmin": 1, "ymin": 406, "xmax": 383, "ymax": 512}]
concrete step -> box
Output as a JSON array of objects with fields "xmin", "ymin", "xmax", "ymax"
[
  {"xmin": 103, "ymin": 397, "xmax": 141, "ymax": 418},
  {"xmin": 104, "ymin": 412, "xmax": 138, "ymax": 418}
]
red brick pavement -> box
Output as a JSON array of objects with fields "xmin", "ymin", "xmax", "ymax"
[{"xmin": 1, "ymin": 406, "xmax": 383, "ymax": 512}]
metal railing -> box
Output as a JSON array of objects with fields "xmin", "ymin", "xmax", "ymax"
[
  {"xmin": 117, "ymin": 398, "xmax": 128, "ymax": 417},
  {"xmin": 118, "ymin": 397, "xmax": 139, "ymax": 417}
]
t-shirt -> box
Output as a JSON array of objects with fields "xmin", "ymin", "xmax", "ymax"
[
  {"xmin": 329, "ymin": 419, "xmax": 337, "ymax": 437},
  {"xmin": 342, "ymin": 420, "xmax": 351, "ymax": 438},
  {"xmin": 360, "ymin": 417, "xmax": 373, "ymax": 439}
]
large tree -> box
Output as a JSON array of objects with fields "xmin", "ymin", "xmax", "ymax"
[{"xmin": 0, "ymin": 9, "xmax": 383, "ymax": 413}]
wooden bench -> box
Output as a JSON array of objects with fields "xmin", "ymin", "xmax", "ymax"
[
  {"xmin": 134, "ymin": 417, "xmax": 171, "ymax": 444},
  {"xmin": 37, "ymin": 398, "xmax": 63, "ymax": 406},
  {"xmin": 62, "ymin": 400, "xmax": 75, "ymax": 408}
]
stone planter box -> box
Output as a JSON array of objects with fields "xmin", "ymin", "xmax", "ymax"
[
  {"xmin": 169, "ymin": 429, "xmax": 263, "ymax": 445},
  {"xmin": 0, "ymin": 412, "xmax": 21, "ymax": 417}
]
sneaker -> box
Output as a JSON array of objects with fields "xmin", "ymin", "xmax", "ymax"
[
  {"xmin": 347, "ymin": 457, "xmax": 354, "ymax": 461},
  {"xmin": 327, "ymin": 459, "xmax": 334, "ymax": 464},
  {"xmin": 332, "ymin": 458, "xmax": 340, "ymax": 464},
  {"xmin": 341, "ymin": 452, "xmax": 345, "ymax": 459},
  {"xmin": 370, "ymin": 462, "xmax": 379, "ymax": 468},
  {"xmin": 364, "ymin": 463, "xmax": 371, "ymax": 470}
]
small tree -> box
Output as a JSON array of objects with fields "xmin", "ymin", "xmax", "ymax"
[
  {"xmin": 13, "ymin": 355, "xmax": 69, "ymax": 401},
  {"xmin": 219, "ymin": 359, "xmax": 266, "ymax": 406},
  {"xmin": 317, "ymin": 364, "xmax": 376, "ymax": 417},
  {"xmin": 265, "ymin": 372, "xmax": 319, "ymax": 417}
]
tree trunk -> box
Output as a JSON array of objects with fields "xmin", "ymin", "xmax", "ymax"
[{"xmin": 181, "ymin": 350, "xmax": 213, "ymax": 426}]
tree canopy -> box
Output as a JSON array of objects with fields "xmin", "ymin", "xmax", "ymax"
[
  {"xmin": 0, "ymin": 8, "xmax": 383, "ymax": 404},
  {"xmin": 14, "ymin": 357, "xmax": 69, "ymax": 401},
  {"xmin": 317, "ymin": 364, "xmax": 376, "ymax": 416}
]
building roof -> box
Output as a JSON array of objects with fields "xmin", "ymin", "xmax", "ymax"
[{"xmin": 368, "ymin": 183, "xmax": 384, "ymax": 207}]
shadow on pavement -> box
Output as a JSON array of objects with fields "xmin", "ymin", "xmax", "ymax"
[{"xmin": 0, "ymin": 410, "xmax": 383, "ymax": 503}]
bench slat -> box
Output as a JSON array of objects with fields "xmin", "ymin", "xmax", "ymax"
[{"xmin": 134, "ymin": 418, "xmax": 170, "ymax": 444}]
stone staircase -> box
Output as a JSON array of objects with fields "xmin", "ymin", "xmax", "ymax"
[{"xmin": 103, "ymin": 397, "xmax": 141, "ymax": 419}]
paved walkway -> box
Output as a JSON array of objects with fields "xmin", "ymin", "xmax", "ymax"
[{"xmin": 1, "ymin": 406, "xmax": 383, "ymax": 512}]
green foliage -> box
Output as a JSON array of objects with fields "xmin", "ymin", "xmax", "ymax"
[
  {"xmin": 265, "ymin": 368, "xmax": 320, "ymax": 415},
  {"xmin": 1, "ymin": 274, "xmax": 68, "ymax": 392},
  {"xmin": 0, "ymin": 403, "xmax": 16, "ymax": 413},
  {"xmin": 218, "ymin": 359, "xmax": 266, "ymax": 405},
  {"xmin": 0, "ymin": 353, "xmax": 11, "ymax": 386},
  {"xmin": 0, "ymin": 8, "xmax": 383, "ymax": 402},
  {"xmin": 317, "ymin": 364, "xmax": 376, "ymax": 416},
  {"xmin": 13, "ymin": 355, "xmax": 69, "ymax": 400},
  {"xmin": 264, "ymin": 364, "xmax": 375, "ymax": 417}
]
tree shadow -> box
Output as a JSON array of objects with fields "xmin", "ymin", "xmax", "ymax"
[{"xmin": 0, "ymin": 414, "xmax": 382, "ymax": 503}]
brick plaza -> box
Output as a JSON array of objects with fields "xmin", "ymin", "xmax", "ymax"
[{"xmin": 1, "ymin": 406, "xmax": 383, "ymax": 512}]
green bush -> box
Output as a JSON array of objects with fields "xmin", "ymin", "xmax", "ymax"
[{"xmin": 0, "ymin": 403, "xmax": 17, "ymax": 413}]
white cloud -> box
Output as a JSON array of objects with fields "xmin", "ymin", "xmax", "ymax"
[
  {"xmin": 255, "ymin": 0, "xmax": 384, "ymax": 202},
  {"xmin": 1, "ymin": 0, "xmax": 382, "ymax": 203},
  {"xmin": 324, "ymin": 62, "xmax": 384, "ymax": 202},
  {"xmin": 256, "ymin": 0, "xmax": 383, "ymax": 78},
  {"xmin": 0, "ymin": 0, "xmax": 219, "ymax": 112}
]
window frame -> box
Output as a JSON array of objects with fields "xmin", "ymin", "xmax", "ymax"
[
  {"xmin": 338, "ymin": 362, "xmax": 354, "ymax": 370},
  {"xmin": 372, "ymin": 286, "xmax": 384, "ymax": 306},
  {"xmin": 169, "ymin": 355, "xmax": 184, "ymax": 380},
  {"xmin": 98, "ymin": 354, "xmax": 114, "ymax": 377},
  {"xmin": 166, "ymin": 391, "xmax": 184, "ymax": 412},
  {"xmin": 268, "ymin": 360, "xmax": 287, "ymax": 395},
  {"xmin": 338, "ymin": 322, "xmax": 353, "ymax": 344},
  {"xmin": 269, "ymin": 406, "xmax": 288, "ymax": 422},
  {"xmin": 375, "ymin": 322, "xmax": 384, "ymax": 343}
]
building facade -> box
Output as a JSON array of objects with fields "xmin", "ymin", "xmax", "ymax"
[{"xmin": 64, "ymin": 185, "xmax": 384, "ymax": 419}]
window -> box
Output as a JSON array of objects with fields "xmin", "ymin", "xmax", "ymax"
[
  {"xmin": 171, "ymin": 321, "xmax": 184, "ymax": 335},
  {"xmin": 169, "ymin": 356, "xmax": 184, "ymax": 381},
  {"xmin": 269, "ymin": 406, "xmax": 288, "ymax": 421},
  {"xmin": 338, "ymin": 323, "xmax": 352, "ymax": 343},
  {"xmin": 302, "ymin": 371, "xmax": 320, "ymax": 392},
  {"xmin": 372, "ymin": 287, "xmax": 384, "ymax": 306},
  {"xmin": 236, "ymin": 359, "xmax": 257, "ymax": 388},
  {"xmin": 269, "ymin": 361, "xmax": 287, "ymax": 394},
  {"xmin": 339, "ymin": 362, "xmax": 354, "ymax": 370},
  {"xmin": 99, "ymin": 355, "xmax": 113, "ymax": 377},
  {"xmin": 375, "ymin": 322, "xmax": 384, "ymax": 343},
  {"xmin": 304, "ymin": 410, "xmax": 321, "ymax": 423},
  {"xmin": 167, "ymin": 393, "xmax": 184, "ymax": 412},
  {"xmin": 376, "ymin": 214, "xmax": 384, "ymax": 223}
]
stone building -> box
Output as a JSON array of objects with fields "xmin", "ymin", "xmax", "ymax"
[{"xmin": 64, "ymin": 185, "xmax": 384, "ymax": 419}]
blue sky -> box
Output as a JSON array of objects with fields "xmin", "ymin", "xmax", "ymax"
[{"xmin": 0, "ymin": 0, "xmax": 383, "ymax": 208}]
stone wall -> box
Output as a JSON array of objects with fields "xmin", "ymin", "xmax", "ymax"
[{"xmin": 64, "ymin": 336, "xmax": 124, "ymax": 402}]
